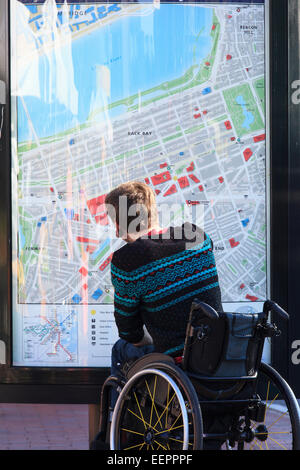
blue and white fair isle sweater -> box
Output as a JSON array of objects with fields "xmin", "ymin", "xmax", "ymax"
[{"xmin": 111, "ymin": 223, "xmax": 223, "ymax": 357}]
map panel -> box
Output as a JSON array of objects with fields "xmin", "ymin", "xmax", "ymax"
[
  {"xmin": 11, "ymin": 1, "xmax": 268, "ymax": 366},
  {"xmin": 22, "ymin": 305, "xmax": 78, "ymax": 364}
]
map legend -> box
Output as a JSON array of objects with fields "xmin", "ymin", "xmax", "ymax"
[{"xmin": 88, "ymin": 306, "xmax": 118, "ymax": 367}]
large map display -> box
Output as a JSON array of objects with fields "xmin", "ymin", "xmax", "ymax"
[{"xmin": 11, "ymin": 1, "xmax": 268, "ymax": 366}]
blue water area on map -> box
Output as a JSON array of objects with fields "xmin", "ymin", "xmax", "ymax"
[
  {"xmin": 17, "ymin": 5, "xmax": 213, "ymax": 142},
  {"xmin": 19, "ymin": 227, "xmax": 25, "ymax": 250},
  {"xmin": 25, "ymin": 5, "xmax": 38, "ymax": 14},
  {"xmin": 236, "ymin": 95, "xmax": 255, "ymax": 130}
]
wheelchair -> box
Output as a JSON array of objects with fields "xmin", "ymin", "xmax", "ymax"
[{"xmin": 96, "ymin": 299, "xmax": 300, "ymax": 450}]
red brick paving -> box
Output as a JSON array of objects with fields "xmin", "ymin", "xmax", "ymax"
[
  {"xmin": 0, "ymin": 403, "xmax": 297, "ymax": 450},
  {"xmin": 0, "ymin": 404, "xmax": 89, "ymax": 450}
]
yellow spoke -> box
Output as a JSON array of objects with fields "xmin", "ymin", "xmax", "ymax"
[
  {"xmin": 266, "ymin": 393, "xmax": 279, "ymax": 412},
  {"xmin": 123, "ymin": 441, "xmax": 145, "ymax": 451},
  {"xmin": 268, "ymin": 410, "xmax": 289, "ymax": 431},
  {"xmin": 268, "ymin": 436, "xmax": 288, "ymax": 450},
  {"xmin": 127, "ymin": 408, "xmax": 158, "ymax": 431},
  {"xmin": 249, "ymin": 430, "xmax": 291, "ymax": 451},
  {"xmin": 154, "ymin": 440, "xmax": 167, "ymax": 450},
  {"xmin": 121, "ymin": 428, "xmax": 144, "ymax": 437},
  {"xmin": 149, "ymin": 377, "xmax": 157, "ymax": 428},
  {"xmin": 169, "ymin": 437, "xmax": 193, "ymax": 446},
  {"xmin": 155, "ymin": 423, "xmax": 184, "ymax": 436},
  {"xmin": 145, "ymin": 378, "xmax": 163, "ymax": 431},
  {"xmin": 169, "ymin": 437, "xmax": 184, "ymax": 444},
  {"xmin": 169, "ymin": 423, "xmax": 185, "ymax": 432},
  {"xmin": 168, "ymin": 412, "xmax": 183, "ymax": 432},
  {"xmin": 153, "ymin": 392, "xmax": 176, "ymax": 430},
  {"xmin": 264, "ymin": 381, "xmax": 270, "ymax": 424},
  {"xmin": 134, "ymin": 391, "xmax": 147, "ymax": 430},
  {"xmin": 252, "ymin": 439, "xmax": 264, "ymax": 450},
  {"xmin": 155, "ymin": 422, "xmax": 191, "ymax": 437},
  {"xmin": 139, "ymin": 443, "xmax": 145, "ymax": 451},
  {"xmin": 166, "ymin": 383, "xmax": 170, "ymax": 428}
]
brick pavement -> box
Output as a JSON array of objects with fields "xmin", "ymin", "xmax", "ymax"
[
  {"xmin": 0, "ymin": 404, "xmax": 89, "ymax": 450},
  {"xmin": 0, "ymin": 403, "xmax": 297, "ymax": 450}
]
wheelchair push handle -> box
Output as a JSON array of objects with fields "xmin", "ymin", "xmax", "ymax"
[
  {"xmin": 263, "ymin": 300, "xmax": 289, "ymax": 321},
  {"xmin": 191, "ymin": 299, "xmax": 219, "ymax": 320},
  {"xmin": 182, "ymin": 300, "xmax": 219, "ymax": 370}
]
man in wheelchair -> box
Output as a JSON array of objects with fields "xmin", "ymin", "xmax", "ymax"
[
  {"xmin": 105, "ymin": 181, "xmax": 223, "ymax": 372},
  {"xmin": 92, "ymin": 181, "xmax": 300, "ymax": 451}
]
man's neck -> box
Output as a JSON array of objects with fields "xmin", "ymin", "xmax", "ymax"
[{"xmin": 125, "ymin": 225, "xmax": 162, "ymax": 243}]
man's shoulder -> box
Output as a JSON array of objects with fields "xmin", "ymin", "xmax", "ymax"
[
  {"xmin": 111, "ymin": 226, "xmax": 213, "ymax": 274},
  {"xmin": 111, "ymin": 239, "xmax": 151, "ymax": 273}
]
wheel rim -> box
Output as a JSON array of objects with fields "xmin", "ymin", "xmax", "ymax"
[{"xmin": 110, "ymin": 368, "xmax": 190, "ymax": 450}]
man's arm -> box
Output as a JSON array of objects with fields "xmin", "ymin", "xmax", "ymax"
[
  {"xmin": 133, "ymin": 325, "xmax": 153, "ymax": 347},
  {"xmin": 111, "ymin": 259, "xmax": 145, "ymax": 344}
]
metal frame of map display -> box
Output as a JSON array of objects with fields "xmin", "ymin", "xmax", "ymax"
[
  {"xmin": 287, "ymin": 0, "xmax": 300, "ymax": 392},
  {"xmin": 0, "ymin": 0, "xmax": 294, "ymax": 403}
]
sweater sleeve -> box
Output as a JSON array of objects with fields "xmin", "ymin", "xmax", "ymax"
[{"xmin": 111, "ymin": 256, "xmax": 144, "ymax": 344}]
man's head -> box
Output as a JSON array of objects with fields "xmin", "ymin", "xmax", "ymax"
[{"xmin": 105, "ymin": 181, "xmax": 159, "ymax": 241}]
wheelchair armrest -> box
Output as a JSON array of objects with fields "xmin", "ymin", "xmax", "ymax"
[{"xmin": 191, "ymin": 300, "xmax": 219, "ymax": 320}]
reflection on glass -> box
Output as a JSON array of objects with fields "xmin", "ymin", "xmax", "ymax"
[{"xmin": 11, "ymin": 1, "xmax": 268, "ymax": 367}]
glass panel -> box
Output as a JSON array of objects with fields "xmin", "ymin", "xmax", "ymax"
[{"xmin": 11, "ymin": 0, "xmax": 269, "ymax": 367}]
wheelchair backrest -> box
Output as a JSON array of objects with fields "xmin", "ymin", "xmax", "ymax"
[{"xmin": 185, "ymin": 310, "xmax": 266, "ymax": 378}]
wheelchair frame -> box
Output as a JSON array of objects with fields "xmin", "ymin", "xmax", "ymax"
[{"xmin": 95, "ymin": 300, "xmax": 300, "ymax": 451}]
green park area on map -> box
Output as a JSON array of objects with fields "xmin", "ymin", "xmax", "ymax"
[
  {"xmin": 223, "ymin": 83, "xmax": 265, "ymax": 138},
  {"xmin": 253, "ymin": 76, "xmax": 265, "ymax": 111}
]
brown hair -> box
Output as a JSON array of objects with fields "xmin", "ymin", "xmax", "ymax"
[{"xmin": 105, "ymin": 181, "xmax": 158, "ymax": 235}]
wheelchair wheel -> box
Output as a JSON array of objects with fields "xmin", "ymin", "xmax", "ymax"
[
  {"xmin": 241, "ymin": 362, "xmax": 300, "ymax": 450},
  {"xmin": 110, "ymin": 364, "xmax": 203, "ymax": 450}
]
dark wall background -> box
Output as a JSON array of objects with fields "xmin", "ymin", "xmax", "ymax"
[
  {"xmin": 287, "ymin": 0, "xmax": 300, "ymax": 393},
  {"xmin": 270, "ymin": 0, "xmax": 300, "ymax": 393}
]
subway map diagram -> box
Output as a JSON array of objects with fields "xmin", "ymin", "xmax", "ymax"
[
  {"xmin": 12, "ymin": 2, "xmax": 268, "ymax": 364},
  {"xmin": 22, "ymin": 306, "xmax": 78, "ymax": 364}
]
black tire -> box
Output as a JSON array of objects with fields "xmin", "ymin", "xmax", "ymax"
[
  {"xmin": 242, "ymin": 362, "xmax": 300, "ymax": 450},
  {"xmin": 110, "ymin": 362, "xmax": 203, "ymax": 450}
]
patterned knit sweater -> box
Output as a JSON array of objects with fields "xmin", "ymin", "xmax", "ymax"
[{"xmin": 111, "ymin": 223, "xmax": 223, "ymax": 356}]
